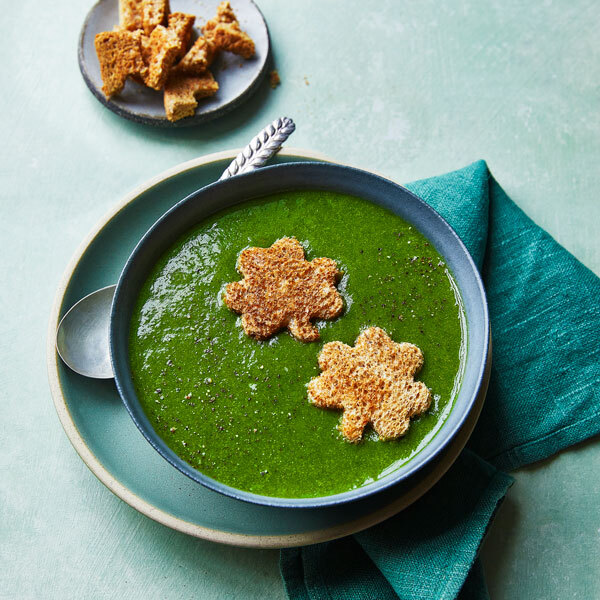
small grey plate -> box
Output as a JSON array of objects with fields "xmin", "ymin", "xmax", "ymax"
[{"xmin": 78, "ymin": 0, "xmax": 270, "ymax": 127}]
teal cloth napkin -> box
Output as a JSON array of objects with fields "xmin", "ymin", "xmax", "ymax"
[{"xmin": 280, "ymin": 161, "xmax": 600, "ymax": 600}]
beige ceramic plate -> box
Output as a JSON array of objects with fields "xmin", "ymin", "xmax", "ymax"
[{"xmin": 47, "ymin": 148, "xmax": 489, "ymax": 548}]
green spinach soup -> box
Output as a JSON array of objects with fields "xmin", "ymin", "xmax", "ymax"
[{"xmin": 129, "ymin": 190, "xmax": 466, "ymax": 498}]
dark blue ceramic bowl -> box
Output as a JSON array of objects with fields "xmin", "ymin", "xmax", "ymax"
[{"xmin": 110, "ymin": 162, "xmax": 489, "ymax": 508}]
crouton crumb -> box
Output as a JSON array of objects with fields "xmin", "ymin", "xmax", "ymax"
[{"xmin": 269, "ymin": 70, "xmax": 281, "ymax": 88}]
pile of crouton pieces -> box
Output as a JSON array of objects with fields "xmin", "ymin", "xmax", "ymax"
[{"xmin": 94, "ymin": 0, "xmax": 255, "ymax": 122}]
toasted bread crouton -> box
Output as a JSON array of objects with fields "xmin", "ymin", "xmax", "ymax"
[
  {"xmin": 203, "ymin": 2, "xmax": 255, "ymax": 59},
  {"xmin": 168, "ymin": 12, "xmax": 196, "ymax": 59},
  {"xmin": 119, "ymin": 0, "xmax": 144, "ymax": 31},
  {"xmin": 223, "ymin": 238, "xmax": 343, "ymax": 341},
  {"xmin": 95, "ymin": 30, "xmax": 147, "ymax": 98},
  {"xmin": 203, "ymin": 20, "xmax": 255, "ymax": 59},
  {"xmin": 142, "ymin": 0, "xmax": 170, "ymax": 35},
  {"xmin": 177, "ymin": 36, "xmax": 215, "ymax": 74},
  {"xmin": 142, "ymin": 25, "xmax": 181, "ymax": 90},
  {"xmin": 164, "ymin": 70, "xmax": 219, "ymax": 121},
  {"xmin": 308, "ymin": 327, "xmax": 431, "ymax": 442}
]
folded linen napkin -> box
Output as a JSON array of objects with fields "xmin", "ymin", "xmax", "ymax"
[{"xmin": 280, "ymin": 161, "xmax": 600, "ymax": 600}]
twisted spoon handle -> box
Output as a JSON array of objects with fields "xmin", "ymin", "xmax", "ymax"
[{"xmin": 219, "ymin": 117, "xmax": 296, "ymax": 180}]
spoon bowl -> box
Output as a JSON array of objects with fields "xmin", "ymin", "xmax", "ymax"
[{"xmin": 56, "ymin": 285, "xmax": 116, "ymax": 379}]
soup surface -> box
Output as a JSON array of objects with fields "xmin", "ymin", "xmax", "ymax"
[{"xmin": 129, "ymin": 190, "xmax": 466, "ymax": 498}]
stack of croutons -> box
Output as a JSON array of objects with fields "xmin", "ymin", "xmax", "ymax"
[{"xmin": 94, "ymin": 0, "xmax": 255, "ymax": 121}]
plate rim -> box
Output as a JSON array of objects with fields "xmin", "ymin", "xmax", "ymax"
[
  {"xmin": 78, "ymin": 0, "xmax": 271, "ymax": 128},
  {"xmin": 46, "ymin": 147, "xmax": 488, "ymax": 548}
]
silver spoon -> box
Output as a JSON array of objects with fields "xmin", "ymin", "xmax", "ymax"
[{"xmin": 56, "ymin": 117, "xmax": 295, "ymax": 379}]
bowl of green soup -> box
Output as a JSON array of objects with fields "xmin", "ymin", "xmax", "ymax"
[{"xmin": 110, "ymin": 162, "xmax": 489, "ymax": 508}]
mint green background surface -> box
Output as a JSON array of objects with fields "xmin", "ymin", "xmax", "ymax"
[{"xmin": 1, "ymin": 1, "xmax": 599, "ymax": 599}]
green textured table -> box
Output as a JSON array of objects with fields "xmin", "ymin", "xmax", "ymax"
[{"xmin": 1, "ymin": 1, "xmax": 599, "ymax": 598}]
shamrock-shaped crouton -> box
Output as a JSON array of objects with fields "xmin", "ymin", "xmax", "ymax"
[
  {"xmin": 308, "ymin": 327, "xmax": 431, "ymax": 442},
  {"xmin": 223, "ymin": 237, "xmax": 343, "ymax": 342}
]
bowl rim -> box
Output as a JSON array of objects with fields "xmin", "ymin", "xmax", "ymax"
[{"xmin": 110, "ymin": 161, "xmax": 490, "ymax": 508}]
